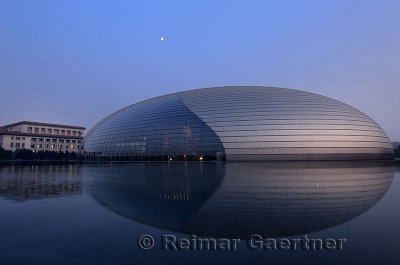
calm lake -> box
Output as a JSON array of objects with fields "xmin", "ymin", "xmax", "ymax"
[{"xmin": 0, "ymin": 161, "xmax": 398, "ymax": 265}]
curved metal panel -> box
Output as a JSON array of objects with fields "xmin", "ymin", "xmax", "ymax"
[{"xmin": 179, "ymin": 86, "xmax": 393, "ymax": 160}]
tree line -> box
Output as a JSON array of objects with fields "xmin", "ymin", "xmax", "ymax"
[
  {"xmin": 395, "ymin": 146, "xmax": 400, "ymax": 158},
  {"xmin": 0, "ymin": 148, "xmax": 80, "ymax": 160},
  {"xmin": 1, "ymin": 147, "xmax": 400, "ymax": 160}
]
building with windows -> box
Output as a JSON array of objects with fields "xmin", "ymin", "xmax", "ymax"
[
  {"xmin": 82, "ymin": 86, "xmax": 394, "ymax": 161},
  {"xmin": 0, "ymin": 121, "xmax": 85, "ymax": 153}
]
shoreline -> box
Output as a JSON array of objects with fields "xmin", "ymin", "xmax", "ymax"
[{"xmin": 0, "ymin": 159, "xmax": 398, "ymax": 166}]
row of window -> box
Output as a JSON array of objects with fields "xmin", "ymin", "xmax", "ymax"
[
  {"xmin": 32, "ymin": 144, "xmax": 79, "ymax": 150},
  {"xmin": 11, "ymin": 137, "xmax": 25, "ymax": 140},
  {"xmin": 11, "ymin": 143, "xmax": 25, "ymax": 148},
  {"xmin": 9, "ymin": 136, "xmax": 82, "ymax": 144},
  {"xmin": 31, "ymin": 138, "xmax": 81, "ymax": 144},
  {"xmin": 27, "ymin": 127, "xmax": 83, "ymax": 136},
  {"xmin": 10, "ymin": 142, "xmax": 79, "ymax": 150}
]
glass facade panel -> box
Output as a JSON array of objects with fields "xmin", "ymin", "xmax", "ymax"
[{"xmin": 83, "ymin": 95, "xmax": 225, "ymax": 160}]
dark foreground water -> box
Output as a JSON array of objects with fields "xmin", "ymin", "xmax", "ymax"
[{"xmin": 0, "ymin": 161, "xmax": 398, "ymax": 265}]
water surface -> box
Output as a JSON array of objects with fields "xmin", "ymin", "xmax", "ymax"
[{"xmin": 0, "ymin": 162, "xmax": 398, "ymax": 265}]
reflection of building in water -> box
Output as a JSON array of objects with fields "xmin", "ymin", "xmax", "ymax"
[
  {"xmin": 90, "ymin": 161, "xmax": 394, "ymax": 238},
  {"xmin": 395, "ymin": 161, "xmax": 400, "ymax": 172},
  {"xmin": 0, "ymin": 165, "xmax": 82, "ymax": 201},
  {"xmin": 157, "ymin": 193, "xmax": 191, "ymax": 201}
]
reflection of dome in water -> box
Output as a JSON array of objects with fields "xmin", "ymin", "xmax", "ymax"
[
  {"xmin": 89, "ymin": 161, "xmax": 394, "ymax": 238},
  {"xmin": 181, "ymin": 161, "xmax": 394, "ymax": 238},
  {"xmin": 88, "ymin": 163, "xmax": 224, "ymax": 230}
]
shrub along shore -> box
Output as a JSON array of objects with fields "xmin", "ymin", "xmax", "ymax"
[
  {"xmin": 1, "ymin": 147, "xmax": 399, "ymax": 163},
  {"xmin": 0, "ymin": 147, "xmax": 81, "ymax": 161}
]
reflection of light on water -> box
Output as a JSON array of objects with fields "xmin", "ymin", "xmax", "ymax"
[{"xmin": 157, "ymin": 193, "xmax": 190, "ymax": 201}]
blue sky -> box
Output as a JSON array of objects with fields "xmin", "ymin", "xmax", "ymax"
[{"xmin": 0, "ymin": 0, "xmax": 399, "ymax": 140}]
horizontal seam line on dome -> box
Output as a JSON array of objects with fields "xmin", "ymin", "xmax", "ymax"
[
  {"xmin": 208, "ymin": 123, "xmax": 380, "ymax": 127},
  {"xmin": 212, "ymin": 128, "xmax": 384, "ymax": 133},
  {"xmin": 221, "ymin": 140, "xmax": 388, "ymax": 143},
  {"xmin": 197, "ymin": 114, "xmax": 372, "ymax": 119},
  {"xmin": 190, "ymin": 108, "xmax": 364, "ymax": 112},
  {"xmin": 198, "ymin": 115, "xmax": 371, "ymax": 120},
  {"xmin": 225, "ymin": 146, "xmax": 393, "ymax": 148},
  {"xmin": 217, "ymin": 134, "xmax": 387, "ymax": 137}
]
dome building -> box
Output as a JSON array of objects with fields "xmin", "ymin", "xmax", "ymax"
[{"xmin": 82, "ymin": 86, "xmax": 393, "ymax": 161}]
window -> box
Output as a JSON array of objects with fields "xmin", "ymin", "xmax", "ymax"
[
  {"xmin": 45, "ymin": 144, "xmax": 49, "ymax": 149},
  {"xmin": 10, "ymin": 143, "xmax": 14, "ymax": 148},
  {"xmin": 37, "ymin": 144, "xmax": 42, "ymax": 148},
  {"xmin": 72, "ymin": 140, "xmax": 76, "ymax": 143},
  {"xmin": 22, "ymin": 137, "xmax": 25, "ymax": 140},
  {"xmin": 59, "ymin": 139, "xmax": 64, "ymax": 143},
  {"xmin": 52, "ymin": 139, "xmax": 57, "ymax": 142},
  {"xmin": 46, "ymin": 139, "xmax": 50, "ymax": 142},
  {"xmin": 41, "ymin": 128, "xmax": 45, "ymax": 134},
  {"xmin": 67, "ymin": 130, "xmax": 71, "ymax": 135},
  {"xmin": 31, "ymin": 144, "xmax": 35, "ymax": 148},
  {"xmin": 66, "ymin": 140, "xmax": 70, "ymax": 143},
  {"xmin": 31, "ymin": 138, "xmax": 37, "ymax": 141},
  {"xmin": 65, "ymin": 145, "xmax": 68, "ymax": 150},
  {"xmin": 71, "ymin": 144, "xmax": 75, "ymax": 150},
  {"xmin": 22, "ymin": 143, "xmax": 25, "ymax": 148},
  {"xmin": 78, "ymin": 140, "xmax": 81, "ymax": 143},
  {"xmin": 48, "ymin": 129, "xmax": 52, "ymax": 134},
  {"xmin": 34, "ymin": 128, "xmax": 39, "ymax": 133},
  {"xmin": 39, "ymin": 138, "xmax": 43, "ymax": 142},
  {"xmin": 54, "ymin": 129, "xmax": 59, "ymax": 135},
  {"xmin": 16, "ymin": 143, "xmax": 20, "ymax": 148},
  {"xmin": 11, "ymin": 137, "xmax": 14, "ymax": 140},
  {"xmin": 16, "ymin": 137, "xmax": 20, "ymax": 140},
  {"xmin": 73, "ymin": 131, "xmax": 77, "ymax": 136},
  {"xmin": 28, "ymin": 127, "xmax": 32, "ymax": 133},
  {"xmin": 61, "ymin": 130, "xmax": 65, "ymax": 135},
  {"xmin": 51, "ymin": 144, "xmax": 55, "ymax": 149}
]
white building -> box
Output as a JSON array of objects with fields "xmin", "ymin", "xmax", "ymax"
[{"xmin": 0, "ymin": 121, "xmax": 85, "ymax": 153}]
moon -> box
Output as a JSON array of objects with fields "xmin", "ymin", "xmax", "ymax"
[{"xmin": 160, "ymin": 37, "xmax": 164, "ymax": 41}]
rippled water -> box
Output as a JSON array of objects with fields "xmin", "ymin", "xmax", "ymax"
[{"xmin": 0, "ymin": 162, "xmax": 398, "ymax": 265}]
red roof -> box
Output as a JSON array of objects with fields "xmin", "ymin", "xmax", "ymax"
[{"xmin": 1, "ymin": 121, "xmax": 85, "ymax": 130}]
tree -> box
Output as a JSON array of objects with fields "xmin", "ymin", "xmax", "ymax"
[
  {"xmin": 64, "ymin": 150, "xmax": 70, "ymax": 160},
  {"xmin": 14, "ymin": 148, "xmax": 34, "ymax": 160},
  {"xmin": 0, "ymin": 147, "xmax": 13, "ymax": 160},
  {"xmin": 395, "ymin": 147, "xmax": 400, "ymax": 158},
  {"xmin": 69, "ymin": 152, "xmax": 77, "ymax": 160},
  {"xmin": 36, "ymin": 150, "xmax": 45, "ymax": 160}
]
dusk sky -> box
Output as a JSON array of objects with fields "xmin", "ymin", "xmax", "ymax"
[{"xmin": 0, "ymin": 0, "xmax": 399, "ymax": 140}]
